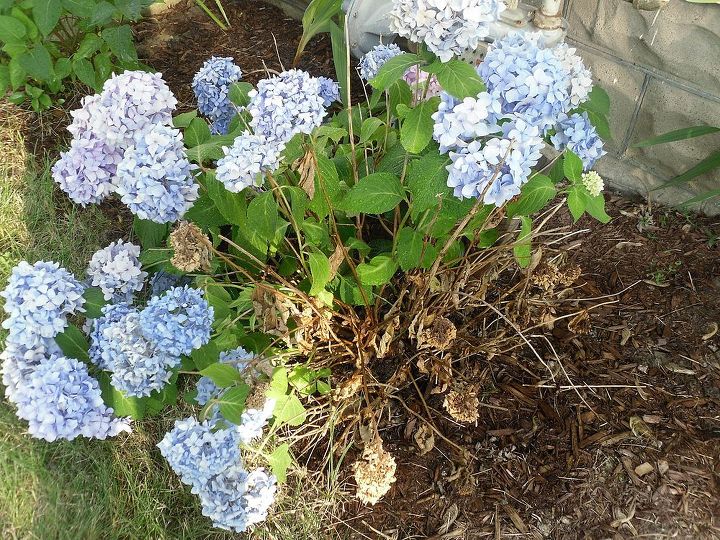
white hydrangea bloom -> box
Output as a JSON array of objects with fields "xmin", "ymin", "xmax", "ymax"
[
  {"xmin": 581, "ymin": 170, "xmax": 604, "ymax": 197},
  {"xmin": 86, "ymin": 240, "xmax": 147, "ymax": 301}
]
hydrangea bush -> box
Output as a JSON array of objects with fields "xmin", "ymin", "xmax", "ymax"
[{"xmin": 4, "ymin": 0, "xmax": 615, "ymax": 533}]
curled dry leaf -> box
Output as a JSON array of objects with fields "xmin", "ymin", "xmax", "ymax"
[
  {"xmin": 629, "ymin": 415, "xmax": 655, "ymax": 440},
  {"xmin": 702, "ymin": 322, "xmax": 718, "ymax": 341},
  {"xmin": 413, "ymin": 423, "xmax": 435, "ymax": 456}
]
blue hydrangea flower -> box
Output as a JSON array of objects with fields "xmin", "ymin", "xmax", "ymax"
[
  {"xmin": 1, "ymin": 337, "xmax": 61, "ymax": 404},
  {"xmin": 432, "ymin": 92, "xmax": 503, "ymax": 153},
  {"xmin": 94, "ymin": 70, "xmax": 177, "ymax": 148},
  {"xmin": 139, "ymin": 285, "xmax": 213, "ymax": 357},
  {"xmin": 550, "ymin": 112, "xmax": 606, "ymax": 170},
  {"xmin": 115, "ymin": 125, "xmax": 199, "ymax": 223},
  {"xmin": 215, "ymin": 132, "xmax": 284, "ymax": 193},
  {"xmin": 198, "ymin": 466, "xmax": 277, "ymax": 533},
  {"xmin": 391, "ymin": 0, "xmax": 505, "ymax": 62},
  {"xmin": 552, "ymin": 43, "xmax": 593, "ymax": 108},
  {"xmin": 157, "ymin": 417, "xmax": 241, "ymax": 491},
  {"xmin": 195, "ymin": 347, "xmax": 254, "ymax": 407},
  {"xmin": 1, "ymin": 261, "xmax": 85, "ymax": 347},
  {"xmin": 236, "ymin": 398, "xmax": 276, "ymax": 444},
  {"xmin": 192, "ymin": 57, "xmax": 244, "ymax": 135},
  {"xmin": 478, "ymin": 32, "xmax": 572, "ymax": 132},
  {"xmin": 149, "ymin": 271, "xmax": 192, "ymax": 298},
  {"xmin": 358, "ymin": 43, "xmax": 403, "ymax": 81},
  {"xmin": 52, "ymin": 135, "xmax": 124, "ymax": 206},
  {"xmin": 317, "ymin": 76, "xmax": 340, "ymax": 107},
  {"xmin": 66, "ymin": 94, "xmax": 106, "ymax": 140},
  {"xmin": 247, "ymin": 70, "xmax": 329, "ymax": 144},
  {"xmin": 88, "ymin": 302, "xmax": 134, "ymax": 370},
  {"xmin": 447, "ymin": 115, "xmax": 543, "ymax": 206},
  {"xmin": 86, "ymin": 240, "xmax": 147, "ymax": 301},
  {"xmin": 97, "ymin": 309, "xmax": 181, "ymax": 397},
  {"xmin": 9, "ymin": 354, "xmax": 131, "ymax": 442}
]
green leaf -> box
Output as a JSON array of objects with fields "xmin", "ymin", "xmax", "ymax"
[
  {"xmin": 172, "ymin": 110, "xmax": 198, "ymax": 128},
  {"xmin": 206, "ymin": 171, "xmax": 247, "ymax": 226},
  {"xmin": 54, "ymin": 57, "xmax": 71, "ymax": 79},
  {"xmin": 8, "ymin": 57, "xmax": 24, "ymax": 89},
  {"xmin": 679, "ymin": 188, "xmax": 720, "ymax": 208},
  {"xmin": 19, "ymin": 44, "xmax": 54, "ymax": 82},
  {"xmin": 186, "ymin": 194, "xmax": 226, "ymax": 229},
  {"xmin": 133, "ymin": 217, "xmax": 168, "ymax": 249},
  {"xmin": 566, "ymin": 184, "xmax": 586, "ymax": 222},
  {"xmin": 582, "ymin": 86, "xmax": 610, "ymax": 116},
  {"xmin": 0, "ymin": 65, "xmax": 8, "ymax": 95},
  {"xmin": 370, "ymin": 53, "xmax": 422, "ymax": 91},
  {"xmin": 228, "ymin": 81, "xmax": 253, "ymax": 107},
  {"xmin": 566, "ymin": 183, "xmax": 609, "ymax": 223},
  {"xmin": 396, "ymin": 227, "xmax": 436, "ymax": 271},
  {"xmin": 360, "ymin": 117, "xmax": 383, "ymax": 143},
  {"xmin": 200, "ymin": 363, "xmax": 243, "ymax": 388},
  {"xmin": 514, "ymin": 216, "xmax": 532, "ymax": 269},
  {"xmin": 82, "ymin": 287, "xmax": 107, "ymax": 319},
  {"xmin": 357, "ymin": 254, "xmax": 398, "ymax": 286},
  {"xmin": 93, "ymin": 52, "xmax": 112, "ymax": 87},
  {"xmin": 75, "ymin": 33, "xmax": 103, "ymax": 59},
  {"xmin": 651, "ymin": 150, "xmax": 720, "ymax": 191},
  {"xmin": 584, "ymin": 192, "xmax": 611, "ymax": 223},
  {"xmin": 563, "ymin": 150, "xmax": 583, "ymax": 183},
  {"xmin": 506, "ymin": 175, "xmax": 556, "ymax": 217},
  {"xmin": 270, "ymin": 392, "xmax": 307, "ymax": 426},
  {"xmin": 308, "ymin": 250, "xmax": 331, "ymax": 295},
  {"xmin": 634, "ymin": 125, "xmax": 720, "ymax": 147},
  {"xmin": 191, "ymin": 340, "xmax": 220, "ymax": 371},
  {"xmin": 400, "ymin": 98, "xmax": 439, "ymax": 154},
  {"xmin": 99, "ymin": 375, "xmax": 146, "ymax": 419},
  {"xmin": 184, "ymin": 117, "xmax": 212, "ymax": 147},
  {"xmin": 63, "ymin": 0, "xmax": 95, "ymax": 18},
  {"xmin": 268, "ymin": 443, "xmax": 292, "ymax": 482},
  {"xmin": 407, "ymin": 153, "xmax": 450, "ymax": 215},
  {"xmin": 55, "ymin": 324, "xmax": 90, "ymax": 362},
  {"xmin": 247, "ymin": 191, "xmax": 279, "ymax": 245},
  {"xmin": 328, "ymin": 20, "xmax": 348, "ymax": 107},
  {"xmin": 387, "ymin": 79, "xmax": 412, "ymax": 115},
  {"xmin": 72, "ymin": 57, "xmax": 96, "ymax": 88},
  {"xmin": 427, "ymin": 59, "xmax": 486, "ymax": 99},
  {"xmin": 270, "ymin": 366, "xmax": 289, "ymax": 394},
  {"xmin": 579, "ymin": 107, "xmax": 611, "ymax": 140},
  {"xmin": 88, "ymin": 1, "xmax": 116, "ymax": 27},
  {"xmin": 295, "ymin": 0, "xmax": 342, "ymax": 62},
  {"xmin": 197, "ymin": 277, "xmax": 230, "ymax": 323},
  {"xmin": 0, "ymin": 16, "xmax": 27, "ymax": 42},
  {"xmin": 33, "ymin": 0, "xmax": 62, "ymax": 36},
  {"xmin": 217, "ymin": 383, "xmax": 251, "ymax": 424},
  {"xmin": 309, "ymin": 153, "xmax": 342, "ymax": 218},
  {"xmin": 339, "ymin": 172, "xmax": 405, "ymax": 214}
]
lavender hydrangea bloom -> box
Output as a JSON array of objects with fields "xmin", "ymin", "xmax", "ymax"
[
  {"xmin": 432, "ymin": 92, "xmax": 503, "ymax": 153},
  {"xmin": 10, "ymin": 354, "xmax": 131, "ymax": 442},
  {"xmin": 215, "ymin": 132, "xmax": 284, "ymax": 193},
  {"xmin": 86, "ymin": 240, "xmax": 147, "ymax": 301},
  {"xmin": 358, "ymin": 43, "xmax": 403, "ymax": 81},
  {"xmin": 66, "ymin": 94, "xmax": 106, "ymax": 139},
  {"xmin": 98, "ymin": 309, "xmax": 180, "ymax": 397},
  {"xmin": 196, "ymin": 347, "xmax": 255, "ymax": 407},
  {"xmin": 149, "ymin": 271, "xmax": 192, "ymax": 297},
  {"xmin": 447, "ymin": 116, "xmax": 543, "ymax": 206},
  {"xmin": 198, "ymin": 466, "xmax": 277, "ymax": 532},
  {"xmin": 1, "ymin": 261, "xmax": 85, "ymax": 347},
  {"xmin": 391, "ymin": 0, "xmax": 505, "ymax": 62},
  {"xmin": 236, "ymin": 398, "xmax": 276, "ymax": 444},
  {"xmin": 94, "ymin": 71, "xmax": 177, "ymax": 148},
  {"xmin": 317, "ymin": 76, "xmax": 340, "ymax": 107},
  {"xmin": 52, "ymin": 135, "xmax": 124, "ymax": 206},
  {"xmin": 88, "ymin": 302, "xmax": 134, "ymax": 370},
  {"xmin": 139, "ymin": 285, "xmax": 213, "ymax": 357},
  {"xmin": 478, "ymin": 32, "xmax": 572, "ymax": 132},
  {"xmin": 403, "ymin": 66, "xmax": 442, "ymax": 105},
  {"xmin": 1, "ymin": 337, "xmax": 61, "ymax": 404},
  {"xmin": 157, "ymin": 417, "xmax": 241, "ymax": 491},
  {"xmin": 192, "ymin": 57, "xmax": 244, "ymax": 135},
  {"xmin": 247, "ymin": 70, "xmax": 329, "ymax": 144},
  {"xmin": 115, "ymin": 125, "xmax": 199, "ymax": 223},
  {"xmin": 550, "ymin": 112, "xmax": 606, "ymax": 170}
]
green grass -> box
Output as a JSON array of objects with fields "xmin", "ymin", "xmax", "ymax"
[{"xmin": 0, "ymin": 109, "xmax": 340, "ymax": 539}]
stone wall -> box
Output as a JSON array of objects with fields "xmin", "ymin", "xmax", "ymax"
[{"xmin": 264, "ymin": 0, "xmax": 720, "ymax": 212}]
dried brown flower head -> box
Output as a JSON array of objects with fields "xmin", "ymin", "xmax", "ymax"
[
  {"xmin": 353, "ymin": 436, "xmax": 397, "ymax": 505},
  {"xmin": 531, "ymin": 261, "xmax": 582, "ymax": 291},
  {"xmin": 417, "ymin": 316, "xmax": 457, "ymax": 350},
  {"xmin": 443, "ymin": 384, "xmax": 479, "ymax": 423},
  {"xmin": 169, "ymin": 221, "xmax": 212, "ymax": 272}
]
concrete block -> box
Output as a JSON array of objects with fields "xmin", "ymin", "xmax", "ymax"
[
  {"xmin": 567, "ymin": 0, "xmax": 720, "ymax": 93},
  {"xmin": 625, "ymin": 78, "xmax": 720, "ymax": 199}
]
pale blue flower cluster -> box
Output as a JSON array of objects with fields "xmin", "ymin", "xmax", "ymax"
[
  {"xmin": 235, "ymin": 398, "xmax": 276, "ymax": 444},
  {"xmin": 390, "ymin": 0, "xmax": 505, "ymax": 62},
  {"xmin": 139, "ymin": 285, "xmax": 213, "ymax": 357},
  {"xmin": 1, "ymin": 260, "xmax": 130, "ymax": 441},
  {"xmin": 158, "ymin": 416, "xmax": 277, "ymax": 532},
  {"xmin": 52, "ymin": 71, "xmax": 198, "ymax": 223},
  {"xmin": 550, "ymin": 112, "xmax": 607, "ymax": 170},
  {"xmin": 432, "ymin": 92, "xmax": 503, "ymax": 153},
  {"xmin": 247, "ymin": 69, "xmax": 330, "ymax": 144},
  {"xmin": 317, "ymin": 76, "xmax": 340, "ymax": 107},
  {"xmin": 10, "ymin": 354, "xmax": 132, "ymax": 442},
  {"xmin": 86, "ymin": 240, "xmax": 147, "ymax": 301},
  {"xmin": 1, "ymin": 261, "xmax": 85, "ymax": 347},
  {"xmin": 115, "ymin": 125, "xmax": 198, "ymax": 223},
  {"xmin": 196, "ymin": 347, "xmax": 254, "ymax": 407},
  {"xmin": 192, "ymin": 57, "xmax": 244, "ymax": 135},
  {"xmin": 88, "ymin": 302, "xmax": 135, "ymax": 370},
  {"xmin": 215, "ymin": 132, "xmax": 285, "ymax": 193},
  {"xmin": 358, "ymin": 43, "xmax": 403, "ymax": 81}
]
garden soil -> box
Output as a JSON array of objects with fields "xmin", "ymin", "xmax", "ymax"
[{"xmin": 87, "ymin": 1, "xmax": 720, "ymax": 537}]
